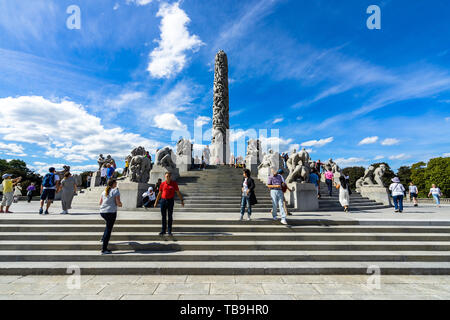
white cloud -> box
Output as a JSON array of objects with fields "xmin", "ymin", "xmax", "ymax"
[
  {"xmin": 335, "ymin": 157, "xmax": 367, "ymax": 167},
  {"xmin": 0, "ymin": 96, "xmax": 161, "ymax": 163},
  {"xmin": 358, "ymin": 136, "xmax": 379, "ymax": 145},
  {"xmin": 113, "ymin": 3, "xmax": 120, "ymax": 10},
  {"xmin": 374, "ymin": 155, "xmax": 384, "ymax": 160},
  {"xmin": 381, "ymin": 138, "xmax": 400, "ymax": 146},
  {"xmin": 105, "ymin": 92, "xmax": 145, "ymax": 109},
  {"xmin": 147, "ymin": 2, "xmax": 204, "ymax": 78},
  {"xmin": 0, "ymin": 142, "xmax": 27, "ymax": 157},
  {"xmin": 273, "ymin": 118, "xmax": 283, "ymax": 124},
  {"xmin": 389, "ymin": 154, "xmax": 410, "ymax": 160},
  {"xmin": 443, "ymin": 153, "xmax": 450, "ymax": 157},
  {"xmin": 29, "ymin": 162, "xmax": 98, "ymax": 175},
  {"xmin": 194, "ymin": 116, "xmax": 211, "ymax": 127},
  {"xmin": 301, "ymin": 137, "xmax": 334, "ymax": 148},
  {"xmin": 126, "ymin": 0, "xmax": 153, "ymax": 6},
  {"xmin": 153, "ymin": 113, "xmax": 187, "ymax": 131}
]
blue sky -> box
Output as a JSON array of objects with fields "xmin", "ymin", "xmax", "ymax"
[{"xmin": 0, "ymin": 0, "xmax": 449, "ymax": 174}]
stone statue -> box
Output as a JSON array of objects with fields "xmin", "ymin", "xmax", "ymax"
[
  {"xmin": 286, "ymin": 148, "xmax": 311, "ymax": 183},
  {"xmin": 245, "ymin": 139, "xmax": 262, "ymax": 170},
  {"xmin": 177, "ymin": 139, "xmax": 191, "ymax": 158},
  {"xmin": 211, "ymin": 50, "xmax": 230, "ymax": 164},
  {"xmin": 156, "ymin": 147, "xmax": 176, "ymax": 169},
  {"xmin": 374, "ymin": 164, "xmax": 386, "ymax": 187},
  {"xmin": 202, "ymin": 145, "xmax": 211, "ymax": 165},
  {"xmin": 362, "ymin": 165, "xmax": 375, "ymax": 185},
  {"xmin": 129, "ymin": 146, "xmax": 152, "ymax": 183},
  {"xmin": 97, "ymin": 154, "xmax": 105, "ymax": 170},
  {"xmin": 258, "ymin": 149, "xmax": 281, "ymax": 170}
]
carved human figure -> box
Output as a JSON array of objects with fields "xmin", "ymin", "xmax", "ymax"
[
  {"xmin": 129, "ymin": 146, "xmax": 152, "ymax": 183},
  {"xmin": 374, "ymin": 164, "xmax": 386, "ymax": 187},
  {"xmin": 203, "ymin": 146, "xmax": 211, "ymax": 165},
  {"xmin": 156, "ymin": 147, "xmax": 176, "ymax": 169},
  {"xmin": 363, "ymin": 165, "xmax": 375, "ymax": 185},
  {"xmin": 286, "ymin": 148, "xmax": 311, "ymax": 183},
  {"xmin": 97, "ymin": 154, "xmax": 105, "ymax": 170}
]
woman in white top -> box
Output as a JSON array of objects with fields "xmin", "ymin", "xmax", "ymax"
[
  {"xmin": 389, "ymin": 177, "xmax": 405, "ymax": 213},
  {"xmin": 409, "ymin": 182, "xmax": 419, "ymax": 207},
  {"xmin": 428, "ymin": 184, "xmax": 443, "ymax": 207},
  {"xmin": 335, "ymin": 176, "xmax": 350, "ymax": 212}
]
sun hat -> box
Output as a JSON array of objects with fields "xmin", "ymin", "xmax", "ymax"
[
  {"xmin": 2, "ymin": 174, "xmax": 12, "ymax": 179},
  {"xmin": 391, "ymin": 177, "xmax": 400, "ymax": 183}
]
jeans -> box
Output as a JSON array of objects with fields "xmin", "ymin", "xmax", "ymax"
[
  {"xmin": 270, "ymin": 189, "xmax": 286, "ymax": 220},
  {"xmin": 433, "ymin": 194, "xmax": 441, "ymax": 205},
  {"xmin": 160, "ymin": 198, "xmax": 174, "ymax": 234},
  {"xmin": 326, "ymin": 179, "xmax": 333, "ymax": 196},
  {"xmin": 393, "ymin": 195, "xmax": 404, "ymax": 212},
  {"xmin": 100, "ymin": 212, "xmax": 117, "ymax": 252},
  {"xmin": 143, "ymin": 196, "xmax": 155, "ymax": 208},
  {"xmin": 240, "ymin": 195, "xmax": 251, "ymax": 217}
]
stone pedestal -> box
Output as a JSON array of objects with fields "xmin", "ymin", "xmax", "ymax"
[
  {"xmin": 150, "ymin": 166, "xmax": 179, "ymax": 185},
  {"xmin": 359, "ymin": 185, "xmax": 392, "ymax": 206},
  {"xmin": 176, "ymin": 155, "xmax": 191, "ymax": 173},
  {"xmin": 117, "ymin": 181, "xmax": 150, "ymax": 210},
  {"xmin": 285, "ymin": 182, "xmax": 319, "ymax": 212},
  {"xmin": 91, "ymin": 171, "xmax": 102, "ymax": 187},
  {"xmin": 257, "ymin": 167, "xmax": 271, "ymax": 184},
  {"xmin": 245, "ymin": 155, "xmax": 259, "ymax": 176}
]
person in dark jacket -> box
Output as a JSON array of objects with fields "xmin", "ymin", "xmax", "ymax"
[{"xmin": 240, "ymin": 169, "xmax": 257, "ymax": 221}]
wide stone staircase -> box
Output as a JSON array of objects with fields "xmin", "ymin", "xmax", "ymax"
[{"xmin": 1, "ymin": 166, "xmax": 450, "ymax": 275}]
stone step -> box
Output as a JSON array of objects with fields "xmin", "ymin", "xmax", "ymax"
[
  {"xmin": 1, "ymin": 250, "xmax": 450, "ymax": 262},
  {"xmin": 1, "ymin": 240, "xmax": 450, "ymax": 251},
  {"xmin": 3, "ymin": 224, "xmax": 450, "ymax": 233},
  {"xmin": 2, "ymin": 232, "xmax": 450, "ymax": 242},
  {"xmin": 1, "ymin": 261, "xmax": 450, "ymax": 275},
  {"xmin": 70, "ymin": 205, "xmax": 274, "ymax": 212}
]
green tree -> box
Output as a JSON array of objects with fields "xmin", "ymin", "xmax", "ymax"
[
  {"xmin": 424, "ymin": 157, "xmax": 450, "ymax": 197},
  {"xmin": 411, "ymin": 161, "xmax": 428, "ymax": 198},
  {"xmin": 342, "ymin": 166, "xmax": 365, "ymax": 189},
  {"xmin": 397, "ymin": 166, "xmax": 412, "ymax": 185},
  {"xmin": 0, "ymin": 159, "xmax": 42, "ymax": 196}
]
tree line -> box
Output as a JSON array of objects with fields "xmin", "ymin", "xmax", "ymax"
[{"xmin": 342, "ymin": 157, "xmax": 449, "ymax": 198}]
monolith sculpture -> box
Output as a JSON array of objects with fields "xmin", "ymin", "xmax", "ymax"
[{"xmin": 211, "ymin": 50, "xmax": 230, "ymax": 165}]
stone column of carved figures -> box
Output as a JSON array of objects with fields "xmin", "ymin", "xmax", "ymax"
[{"xmin": 210, "ymin": 50, "xmax": 230, "ymax": 165}]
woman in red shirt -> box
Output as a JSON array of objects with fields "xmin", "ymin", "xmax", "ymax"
[{"xmin": 154, "ymin": 172, "xmax": 184, "ymax": 237}]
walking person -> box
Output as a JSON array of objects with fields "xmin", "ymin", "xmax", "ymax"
[
  {"xmin": 335, "ymin": 176, "xmax": 350, "ymax": 212},
  {"xmin": 13, "ymin": 183, "xmax": 23, "ymax": 203},
  {"xmin": 309, "ymin": 169, "xmax": 320, "ymax": 199},
  {"xmin": 267, "ymin": 168, "xmax": 287, "ymax": 225},
  {"xmin": 99, "ymin": 179, "xmax": 122, "ymax": 254},
  {"xmin": 428, "ymin": 184, "xmax": 443, "ymax": 207},
  {"xmin": 100, "ymin": 164, "xmax": 107, "ymax": 186},
  {"xmin": 142, "ymin": 186, "xmax": 156, "ymax": 209},
  {"xmin": 154, "ymin": 172, "xmax": 184, "ymax": 237},
  {"xmin": 324, "ymin": 168, "xmax": 334, "ymax": 196},
  {"xmin": 106, "ymin": 163, "xmax": 115, "ymax": 181},
  {"xmin": 39, "ymin": 167, "xmax": 60, "ymax": 215},
  {"xmin": 409, "ymin": 182, "xmax": 419, "ymax": 207},
  {"xmin": 0, "ymin": 174, "xmax": 22, "ymax": 213},
  {"xmin": 240, "ymin": 169, "xmax": 257, "ymax": 221},
  {"xmin": 389, "ymin": 177, "xmax": 405, "ymax": 213},
  {"xmin": 59, "ymin": 171, "xmax": 77, "ymax": 215},
  {"xmin": 26, "ymin": 183, "xmax": 36, "ymax": 203},
  {"xmin": 86, "ymin": 173, "xmax": 92, "ymax": 188}
]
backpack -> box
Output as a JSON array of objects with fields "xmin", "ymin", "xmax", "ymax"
[{"xmin": 42, "ymin": 173, "xmax": 55, "ymax": 188}]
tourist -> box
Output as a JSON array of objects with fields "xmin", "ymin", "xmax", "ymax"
[
  {"xmin": 428, "ymin": 184, "xmax": 443, "ymax": 207},
  {"xmin": 277, "ymin": 169, "xmax": 294, "ymax": 216},
  {"xmin": 336, "ymin": 176, "xmax": 350, "ymax": 212},
  {"xmin": 59, "ymin": 171, "xmax": 77, "ymax": 215},
  {"xmin": 324, "ymin": 168, "xmax": 334, "ymax": 196},
  {"xmin": 267, "ymin": 168, "xmax": 287, "ymax": 225},
  {"xmin": 315, "ymin": 160, "xmax": 323, "ymax": 174},
  {"xmin": 13, "ymin": 183, "xmax": 23, "ymax": 203},
  {"xmin": 389, "ymin": 177, "xmax": 405, "ymax": 213},
  {"xmin": 26, "ymin": 183, "xmax": 36, "ymax": 203},
  {"xmin": 345, "ymin": 174, "xmax": 352, "ymax": 195},
  {"xmin": 409, "ymin": 182, "xmax": 419, "ymax": 207},
  {"xmin": 201, "ymin": 155, "xmax": 207, "ymax": 170},
  {"xmin": 309, "ymin": 169, "xmax": 320, "ymax": 198},
  {"xmin": 100, "ymin": 164, "xmax": 107, "ymax": 186},
  {"xmin": 106, "ymin": 163, "xmax": 115, "ymax": 181},
  {"xmin": 39, "ymin": 167, "xmax": 60, "ymax": 215},
  {"xmin": 142, "ymin": 186, "xmax": 156, "ymax": 209},
  {"xmin": 0, "ymin": 174, "xmax": 22, "ymax": 213},
  {"xmin": 99, "ymin": 179, "xmax": 122, "ymax": 254},
  {"xmin": 240, "ymin": 169, "xmax": 257, "ymax": 221},
  {"xmin": 154, "ymin": 172, "xmax": 184, "ymax": 237}
]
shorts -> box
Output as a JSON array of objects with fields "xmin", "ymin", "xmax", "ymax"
[
  {"xmin": 410, "ymin": 193, "xmax": 417, "ymax": 198},
  {"xmin": 40, "ymin": 189, "xmax": 56, "ymax": 201},
  {"xmin": 1, "ymin": 192, "xmax": 14, "ymax": 207}
]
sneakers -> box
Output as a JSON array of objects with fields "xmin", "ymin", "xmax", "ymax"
[
  {"xmin": 239, "ymin": 215, "xmax": 244, "ymax": 221},
  {"xmin": 101, "ymin": 250, "xmax": 112, "ymax": 255},
  {"xmin": 39, "ymin": 208, "xmax": 43, "ymax": 215},
  {"xmin": 159, "ymin": 232, "xmax": 166, "ymax": 237},
  {"xmin": 247, "ymin": 216, "xmax": 251, "ymax": 221},
  {"xmin": 394, "ymin": 210, "xmax": 399, "ymax": 213},
  {"xmin": 280, "ymin": 219, "xmax": 288, "ymax": 225},
  {"xmin": 44, "ymin": 210, "xmax": 49, "ymax": 215},
  {"xmin": 273, "ymin": 217, "xmax": 278, "ymax": 221}
]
